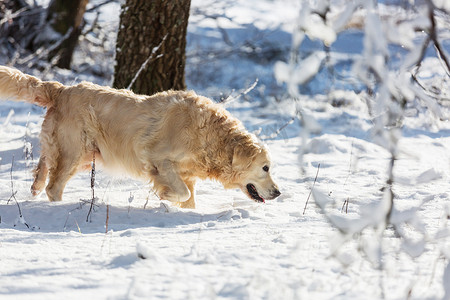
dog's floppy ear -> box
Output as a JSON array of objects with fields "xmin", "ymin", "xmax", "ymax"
[
  {"xmin": 232, "ymin": 145, "xmax": 246, "ymax": 171},
  {"xmin": 232, "ymin": 143, "xmax": 260, "ymax": 171}
]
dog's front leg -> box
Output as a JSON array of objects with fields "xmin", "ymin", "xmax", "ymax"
[
  {"xmin": 152, "ymin": 160, "xmax": 191, "ymax": 203},
  {"xmin": 177, "ymin": 179, "xmax": 196, "ymax": 209}
]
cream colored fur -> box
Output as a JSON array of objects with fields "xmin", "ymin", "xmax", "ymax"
[{"xmin": 0, "ymin": 66, "xmax": 280, "ymax": 208}]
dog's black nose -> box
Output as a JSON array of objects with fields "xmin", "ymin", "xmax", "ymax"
[{"xmin": 271, "ymin": 189, "xmax": 281, "ymax": 198}]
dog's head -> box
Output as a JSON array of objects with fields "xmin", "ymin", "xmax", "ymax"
[{"xmin": 228, "ymin": 141, "xmax": 281, "ymax": 203}]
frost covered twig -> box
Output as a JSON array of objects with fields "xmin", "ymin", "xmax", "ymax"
[
  {"xmin": 220, "ymin": 78, "xmax": 259, "ymax": 105},
  {"xmin": 257, "ymin": 117, "xmax": 295, "ymax": 140},
  {"xmin": 0, "ymin": 6, "xmax": 29, "ymax": 27}
]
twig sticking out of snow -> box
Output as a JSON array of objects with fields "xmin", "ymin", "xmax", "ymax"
[
  {"xmin": 105, "ymin": 204, "xmax": 109, "ymax": 234},
  {"xmin": 341, "ymin": 198, "xmax": 349, "ymax": 214},
  {"xmin": 127, "ymin": 192, "xmax": 134, "ymax": 216},
  {"xmin": 86, "ymin": 152, "xmax": 98, "ymax": 222},
  {"xmin": 7, "ymin": 156, "xmax": 30, "ymax": 229},
  {"xmin": 343, "ymin": 140, "xmax": 354, "ymax": 187},
  {"xmin": 3, "ymin": 109, "xmax": 14, "ymax": 126},
  {"xmin": 303, "ymin": 163, "xmax": 320, "ymax": 215},
  {"xmin": 143, "ymin": 192, "xmax": 150, "ymax": 210},
  {"xmin": 126, "ymin": 34, "xmax": 167, "ymax": 91}
]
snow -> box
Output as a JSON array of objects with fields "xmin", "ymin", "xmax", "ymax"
[{"xmin": 1, "ymin": 0, "xmax": 450, "ymax": 299}]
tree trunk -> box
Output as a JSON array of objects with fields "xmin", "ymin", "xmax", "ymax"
[
  {"xmin": 113, "ymin": 0, "xmax": 191, "ymax": 95},
  {"xmin": 36, "ymin": 0, "xmax": 89, "ymax": 69}
]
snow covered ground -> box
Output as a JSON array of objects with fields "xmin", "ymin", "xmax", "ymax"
[{"xmin": 0, "ymin": 0, "xmax": 449, "ymax": 299}]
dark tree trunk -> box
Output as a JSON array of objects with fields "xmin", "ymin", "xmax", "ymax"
[
  {"xmin": 45, "ymin": 0, "xmax": 89, "ymax": 68},
  {"xmin": 113, "ymin": 0, "xmax": 191, "ymax": 95},
  {"xmin": 35, "ymin": 0, "xmax": 89, "ymax": 69}
]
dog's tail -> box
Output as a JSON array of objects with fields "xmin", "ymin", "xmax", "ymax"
[{"xmin": 0, "ymin": 66, "xmax": 63, "ymax": 107}]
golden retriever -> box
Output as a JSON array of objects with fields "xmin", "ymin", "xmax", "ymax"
[{"xmin": 0, "ymin": 66, "xmax": 280, "ymax": 208}]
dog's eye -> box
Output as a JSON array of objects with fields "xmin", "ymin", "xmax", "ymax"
[{"xmin": 263, "ymin": 165, "xmax": 269, "ymax": 172}]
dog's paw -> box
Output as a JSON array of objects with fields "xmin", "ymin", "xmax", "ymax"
[
  {"xmin": 159, "ymin": 187, "xmax": 191, "ymax": 203},
  {"xmin": 176, "ymin": 199, "xmax": 196, "ymax": 209},
  {"xmin": 47, "ymin": 195, "xmax": 62, "ymax": 202},
  {"xmin": 31, "ymin": 187, "xmax": 41, "ymax": 197},
  {"xmin": 45, "ymin": 187, "xmax": 63, "ymax": 202},
  {"xmin": 31, "ymin": 183, "xmax": 45, "ymax": 197}
]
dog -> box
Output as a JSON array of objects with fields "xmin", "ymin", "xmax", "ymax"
[{"xmin": 0, "ymin": 66, "xmax": 280, "ymax": 208}]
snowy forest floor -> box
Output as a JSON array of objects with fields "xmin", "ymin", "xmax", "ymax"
[{"xmin": 0, "ymin": 0, "xmax": 449, "ymax": 299}]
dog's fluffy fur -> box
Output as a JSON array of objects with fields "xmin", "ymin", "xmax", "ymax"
[{"xmin": 0, "ymin": 66, "xmax": 280, "ymax": 208}]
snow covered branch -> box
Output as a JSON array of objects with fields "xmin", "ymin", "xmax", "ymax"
[{"xmin": 276, "ymin": 0, "xmax": 449, "ymax": 297}]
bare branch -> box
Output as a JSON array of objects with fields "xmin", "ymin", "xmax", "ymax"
[
  {"xmin": 427, "ymin": 0, "xmax": 450, "ymax": 75},
  {"xmin": 127, "ymin": 34, "xmax": 167, "ymax": 91},
  {"xmin": 17, "ymin": 27, "xmax": 74, "ymax": 65},
  {"xmin": 86, "ymin": 0, "xmax": 115, "ymax": 13}
]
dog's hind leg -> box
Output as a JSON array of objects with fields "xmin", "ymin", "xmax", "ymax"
[
  {"xmin": 45, "ymin": 152, "xmax": 82, "ymax": 202},
  {"xmin": 31, "ymin": 156, "xmax": 48, "ymax": 196},
  {"xmin": 44, "ymin": 129, "xmax": 85, "ymax": 202},
  {"xmin": 152, "ymin": 160, "xmax": 191, "ymax": 203}
]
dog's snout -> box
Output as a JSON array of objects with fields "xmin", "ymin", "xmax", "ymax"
[{"xmin": 271, "ymin": 188, "xmax": 281, "ymax": 198}]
